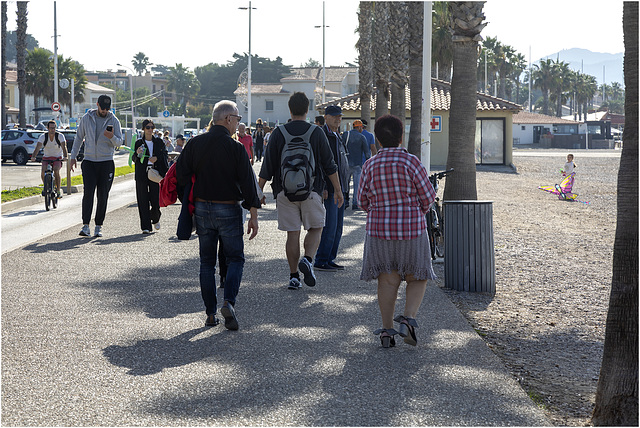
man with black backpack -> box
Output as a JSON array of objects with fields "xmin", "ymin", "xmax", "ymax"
[
  {"xmin": 258, "ymin": 92, "xmax": 343, "ymax": 290},
  {"xmin": 31, "ymin": 120, "xmax": 68, "ymax": 198}
]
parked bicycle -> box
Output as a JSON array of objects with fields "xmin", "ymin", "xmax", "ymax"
[
  {"xmin": 42, "ymin": 160, "xmax": 59, "ymax": 211},
  {"xmin": 427, "ymin": 168, "xmax": 454, "ymax": 260}
]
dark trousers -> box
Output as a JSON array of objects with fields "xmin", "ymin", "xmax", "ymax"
[
  {"xmin": 81, "ymin": 160, "xmax": 115, "ymax": 226},
  {"xmin": 194, "ymin": 202, "xmax": 244, "ymax": 315},
  {"xmin": 135, "ymin": 176, "xmax": 161, "ymax": 231}
]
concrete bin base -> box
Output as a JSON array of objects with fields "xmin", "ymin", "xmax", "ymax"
[{"xmin": 443, "ymin": 200, "xmax": 495, "ymax": 294}]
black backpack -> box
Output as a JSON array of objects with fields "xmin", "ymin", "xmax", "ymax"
[
  {"xmin": 279, "ymin": 124, "xmax": 317, "ymax": 202},
  {"xmin": 43, "ymin": 132, "xmax": 62, "ymax": 147}
]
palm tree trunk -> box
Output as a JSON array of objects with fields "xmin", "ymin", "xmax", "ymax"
[
  {"xmin": 1, "ymin": 1, "xmax": 7, "ymax": 129},
  {"xmin": 373, "ymin": 1, "xmax": 390, "ymax": 120},
  {"xmin": 444, "ymin": 38, "xmax": 478, "ymax": 201},
  {"xmin": 357, "ymin": 2, "xmax": 373, "ymax": 124},
  {"xmin": 389, "ymin": 2, "xmax": 409, "ymax": 125},
  {"xmin": 16, "ymin": 2, "xmax": 27, "ymax": 127},
  {"xmin": 407, "ymin": 1, "xmax": 423, "ymax": 157},
  {"xmin": 592, "ymin": 2, "xmax": 638, "ymax": 425}
]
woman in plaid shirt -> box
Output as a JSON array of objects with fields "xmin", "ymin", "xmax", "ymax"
[{"xmin": 357, "ymin": 115, "xmax": 437, "ymax": 348}]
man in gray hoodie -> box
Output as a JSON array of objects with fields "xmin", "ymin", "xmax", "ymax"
[{"xmin": 70, "ymin": 95, "xmax": 123, "ymax": 237}]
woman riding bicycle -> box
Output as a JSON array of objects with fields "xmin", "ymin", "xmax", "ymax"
[{"xmin": 31, "ymin": 120, "xmax": 68, "ymax": 198}]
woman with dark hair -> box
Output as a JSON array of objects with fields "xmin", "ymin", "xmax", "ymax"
[
  {"xmin": 357, "ymin": 114, "xmax": 437, "ymax": 348},
  {"xmin": 133, "ymin": 119, "xmax": 169, "ymax": 234}
]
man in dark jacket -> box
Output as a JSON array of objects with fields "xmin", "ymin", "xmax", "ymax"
[
  {"xmin": 176, "ymin": 100, "xmax": 260, "ymax": 331},
  {"xmin": 315, "ymin": 104, "xmax": 349, "ymax": 271}
]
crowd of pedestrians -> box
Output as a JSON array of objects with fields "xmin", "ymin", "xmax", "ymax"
[{"xmin": 65, "ymin": 93, "xmax": 437, "ymax": 348}]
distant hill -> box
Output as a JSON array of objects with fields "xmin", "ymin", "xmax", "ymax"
[{"xmin": 537, "ymin": 48, "xmax": 624, "ymax": 86}]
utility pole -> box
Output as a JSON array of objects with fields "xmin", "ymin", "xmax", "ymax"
[{"xmin": 53, "ymin": 1, "xmax": 58, "ymax": 105}]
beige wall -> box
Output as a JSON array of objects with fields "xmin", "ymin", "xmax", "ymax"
[{"xmin": 338, "ymin": 109, "xmax": 514, "ymax": 168}]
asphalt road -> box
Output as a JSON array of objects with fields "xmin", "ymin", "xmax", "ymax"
[{"xmin": 1, "ymin": 162, "xmax": 550, "ymax": 426}]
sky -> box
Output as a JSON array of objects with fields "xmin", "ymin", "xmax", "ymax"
[{"xmin": 6, "ymin": 0, "xmax": 626, "ymax": 75}]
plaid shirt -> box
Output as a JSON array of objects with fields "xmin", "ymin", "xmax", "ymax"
[{"xmin": 357, "ymin": 147, "xmax": 436, "ymax": 240}]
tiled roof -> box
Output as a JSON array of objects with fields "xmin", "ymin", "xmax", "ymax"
[
  {"xmin": 290, "ymin": 66, "xmax": 358, "ymax": 82},
  {"xmin": 233, "ymin": 83, "xmax": 288, "ymax": 95},
  {"xmin": 318, "ymin": 78, "xmax": 522, "ymax": 113},
  {"xmin": 514, "ymin": 111, "xmax": 579, "ymax": 124}
]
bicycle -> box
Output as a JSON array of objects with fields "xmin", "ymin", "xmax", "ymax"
[
  {"xmin": 42, "ymin": 159, "xmax": 60, "ymax": 211},
  {"xmin": 427, "ymin": 168, "xmax": 454, "ymax": 260}
]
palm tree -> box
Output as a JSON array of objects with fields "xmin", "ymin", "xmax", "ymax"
[
  {"xmin": 432, "ymin": 1, "xmax": 452, "ymax": 81},
  {"xmin": 168, "ymin": 63, "xmax": 200, "ymax": 115},
  {"xmin": 509, "ymin": 52, "xmax": 527, "ymax": 104},
  {"xmin": 57, "ymin": 56, "xmax": 87, "ymax": 110},
  {"xmin": 478, "ymin": 36, "xmax": 500, "ymax": 94},
  {"xmin": 389, "ymin": 1, "xmax": 409, "ymax": 121},
  {"xmin": 549, "ymin": 59, "xmax": 570, "ymax": 116},
  {"xmin": 2, "ymin": 1, "xmax": 8, "ymax": 129},
  {"xmin": 357, "ymin": 2, "xmax": 373, "ymax": 124},
  {"xmin": 443, "ymin": 1, "xmax": 486, "ymax": 201},
  {"xmin": 132, "ymin": 52, "xmax": 151, "ymax": 76},
  {"xmin": 16, "ymin": 1, "xmax": 27, "ymax": 127},
  {"xmin": 372, "ymin": 1, "xmax": 390, "ymax": 120},
  {"xmin": 407, "ymin": 1, "xmax": 423, "ymax": 158},
  {"xmin": 532, "ymin": 58, "xmax": 554, "ymax": 115},
  {"xmin": 592, "ymin": 2, "xmax": 638, "ymax": 425},
  {"xmin": 25, "ymin": 47, "xmax": 53, "ymax": 123}
]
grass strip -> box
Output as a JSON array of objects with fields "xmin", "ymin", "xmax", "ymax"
[{"xmin": 2, "ymin": 165, "xmax": 135, "ymax": 203}]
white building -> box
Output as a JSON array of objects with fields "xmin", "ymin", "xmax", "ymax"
[
  {"xmin": 512, "ymin": 111, "xmax": 581, "ymax": 145},
  {"xmin": 234, "ymin": 67, "xmax": 358, "ymax": 127}
]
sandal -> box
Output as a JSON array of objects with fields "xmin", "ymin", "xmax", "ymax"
[
  {"xmin": 373, "ymin": 328, "xmax": 398, "ymax": 348},
  {"xmin": 394, "ymin": 315, "xmax": 418, "ymax": 346}
]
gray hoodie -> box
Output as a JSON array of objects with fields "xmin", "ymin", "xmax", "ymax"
[{"xmin": 71, "ymin": 109, "xmax": 123, "ymax": 162}]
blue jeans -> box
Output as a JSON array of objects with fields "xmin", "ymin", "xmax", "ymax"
[
  {"xmin": 315, "ymin": 192, "xmax": 345, "ymax": 266},
  {"xmin": 348, "ymin": 165, "xmax": 362, "ymax": 206},
  {"xmin": 194, "ymin": 202, "xmax": 244, "ymax": 316}
]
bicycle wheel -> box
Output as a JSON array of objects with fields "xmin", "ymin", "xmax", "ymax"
[
  {"xmin": 434, "ymin": 204, "xmax": 445, "ymax": 258},
  {"xmin": 427, "ymin": 209, "xmax": 437, "ymax": 260},
  {"xmin": 52, "ymin": 185, "xmax": 58, "ymax": 209},
  {"xmin": 44, "ymin": 173, "xmax": 52, "ymax": 211}
]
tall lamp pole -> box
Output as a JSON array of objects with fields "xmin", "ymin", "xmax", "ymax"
[
  {"xmin": 239, "ymin": 2, "xmax": 256, "ymax": 129},
  {"xmin": 53, "ymin": 1, "xmax": 58, "ymax": 106},
  {"xmin": 421, "ymin": 2, "xmax": 432, "ymax": 173},
  {"xmin": 117, "ymin": 63, "xmax": 135, "ymax": 130},
  {"xmin": 315, "ymin": 1, "xmax": 329, "ymax": 104}
]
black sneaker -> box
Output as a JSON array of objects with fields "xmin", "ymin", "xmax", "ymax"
[
  {"xmin": 327, "ymin": 261, "xmax": 345, "ymax": 270},
  {"xmin": 298, "ymin": 258, "xmax": 316, "ymax": 287},
  {"xmin": 221, "ymin": 303, "xmax": 239, "ymax": 330},
  {"xmin": 205, "ymin": 314, "xmax": 220, "ymax": 327},
  {"xmin": 314, "ymin": 263, "xmax": 338, "ymax": 272}
]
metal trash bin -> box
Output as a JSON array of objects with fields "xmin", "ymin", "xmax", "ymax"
[{"xmin": 443, "ymin": 200, "xmax": 495, "ymax": 294}]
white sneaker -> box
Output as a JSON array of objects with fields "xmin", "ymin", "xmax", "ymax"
[
  {"xmin": 142, "ymin": 229, "xmax": 152, "ymax": 234},
  {"xmin": 154, "ymin": 222, "xmax": 161, "ymax": 230},
  {"xmin": 94, "ymin": 226, "xmax": 103, "ymax": 237}
]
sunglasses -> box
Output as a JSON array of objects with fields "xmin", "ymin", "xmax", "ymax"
[
  {"xmin": 145, "ymin": 125, "xmax": 155, "ymax": 130},
  {"xmin": 229, "ymin": 114, "xmax": 242, "ymax": 121}
]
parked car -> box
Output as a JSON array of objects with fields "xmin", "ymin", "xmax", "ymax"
[
  {"xmin": 59, "ymin": 129, "xmax": 83, "ymax": 161},
  {"xmin": 1, "ymin": 129, "xmax": 45, "ymax": 165}
]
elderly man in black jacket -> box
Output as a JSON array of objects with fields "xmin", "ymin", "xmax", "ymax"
[{"xmin": 176, "ymin": 100, "xmax": 260, "ymax": 331}]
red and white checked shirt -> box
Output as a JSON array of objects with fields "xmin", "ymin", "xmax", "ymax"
[{"xmin": 357, "ymin": 147, "xmax": 436, "ymax": 240}]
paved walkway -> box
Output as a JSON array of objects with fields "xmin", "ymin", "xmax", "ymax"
[{"xmin": 1, "ymin": 174, "xmax": 549, "ymax": 426}]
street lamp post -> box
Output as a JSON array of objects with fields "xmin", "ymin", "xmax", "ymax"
[
  {"xmin": 117, "ymin": 63, "xmax": 135, "ymax": 131},
  {"xmin": 239, "ymin": 2, "xmax": 256, "ymax": 129},
  {"xmin": 314, "ymin": 1, "xmax": 329, "ymax": 104}
]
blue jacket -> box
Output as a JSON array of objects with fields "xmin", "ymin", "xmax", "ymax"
[{"xmin": 343, "ymin": 129, "xmax": 370, "ymax": 167}]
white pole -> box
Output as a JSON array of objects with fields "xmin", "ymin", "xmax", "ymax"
[
  {"xmin": 53, "ymin": 1, "xmax": 58, "ymax": 104},
  {"xmin": 528, "ymin": 46, "xmax": 531, "ymax": 112},
  {"xmin": 71, "ymin": 78, "xmax": 74, "ymax": 119},
  {"xmin": 248, "ymin": 1, "xmax": 252, "ymax": 130},
  {"xmin": 484, "ymin": 50, "xmax": 487, "ymax": 93},
  {"xmin": 421, "ymin": 2, "xmax": 432, "ymax": 173},
  {"xmin": 322, "ymin": 1, "xmax": 326, "ymax": 104},
  {"xmin": 130, "ymin": 74, "xmax": 135, "ymax": 131}
]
